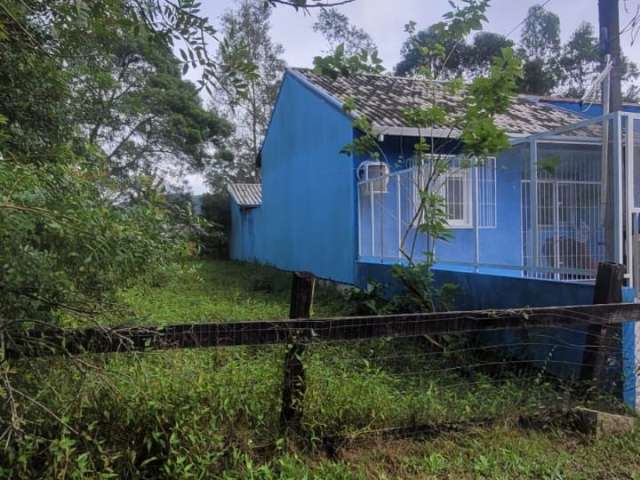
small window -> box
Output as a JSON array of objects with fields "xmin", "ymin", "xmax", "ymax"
[
  {"xmin": 358, "ymin": 161, "xmax": 390, "ymax": 194},
  {"xmin": 440, "ymin": 168, "xmax": 472, "ymax": 228},
  {"xmin": 414, "ymin": 163, "xmax": 473, "ymax": 229},
  {"xmin": 413, "ymin": 155, "xmax": 495, "ymax": 229}
]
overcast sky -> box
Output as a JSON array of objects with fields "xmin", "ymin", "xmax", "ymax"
[{"xmin": 185, "ymin": 0, "xmax": 640, "ymax": 194}]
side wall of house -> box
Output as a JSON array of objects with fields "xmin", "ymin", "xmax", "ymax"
[
  {"xmin": 238, "ymin": 73, "xmax": 357, "ymax": 283},
  {"xmin": 229, "ymin": 200, "xmax": 242, "ymax": 260},
  {"xmin": 229, "ymin": 200, "xmax": 258, "ymax": 262}
]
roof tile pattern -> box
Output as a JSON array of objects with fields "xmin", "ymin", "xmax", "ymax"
[
  {"xmin": 228, "ymin": 183, "xmax": 262, "ymax": 208},
  {"xmin": 294, "ymin": 69, "xmax": 587, "ymax": 136}
]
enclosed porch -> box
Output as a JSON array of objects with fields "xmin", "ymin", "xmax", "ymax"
[{"xmin": 357, "ymin": 112, "xmax": 640, "ymax": 288}]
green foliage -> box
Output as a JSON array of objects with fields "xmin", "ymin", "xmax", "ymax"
[
  {"xmin": 517, "ymin": 4, "xmax": 562, "ymax": 95},
  {"xmin": 391, "ymin": 263, "xmax": 457, "ymax": 313},
  {"xmin": 0, "ymin": 160, "xmax": 188, "ymax": 326},
  {"xmin": 208, "ymin": 0, "xmax": 286, "ymax": 193},
  {"xmin": 462, "ymin": 48, "xmax": 522, "ymax": 157},
  {"xmin": 1, "ymin": 260, "xmax": 637, "ymax": 478},
  {"xmin": 396, "ymin": 0, "xmax": 492, "ymax": 78},
  {"xmin": 538, "ymin": 154, "xmax": 561, "ymax": 175},
  {"xmin": 0, "ymin": 1, "xmax": 208, "ymax": 335},
  {"xmin": 70, "ymin": 27, "xmax": 233, "ymax": 181},
  {"xmin": 520, "ymin": 5, "xmax": 561, "ymax": 60},
  {"xmin": 313, "ymin": 43, "xmax": 384, "ymax": 80},
  {"xmin": 559, "ymin": 22, "xmax": 600, "ymax": 97},
  {"xmin": 339, "ymin": 114, "xmax": 386, "ymax": 161},
  {"xmin": 313, "ymin": 7, "xmax": 378, "ymax": 57},
  {"xmin": 331, "ymin": 2, "xmax": 522, "ymax": 321},
  {"xmin": 115, "ymin": 260, "xmax": 347, "ymax": 325},
  {"xmin": 199, "ymin": 193, "xmax": 232, "ymax": 257},
  {"xmin": 395, "ymin": 2, "xmax": 639, "ymax": 99},
  {"xmin": 341, "ymin": 264, "xmax": 456, "ymax": 315}
]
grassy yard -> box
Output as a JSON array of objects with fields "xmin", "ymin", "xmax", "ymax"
[
  {"xmin": 5, "ymin": 259, "xmax": 640, "ymax": 479},
  {"xmin": 117, "ymin": 259, "xmax": 349, "ymax": 324}
]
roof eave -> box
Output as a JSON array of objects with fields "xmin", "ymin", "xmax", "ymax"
[{"xmin": 371, "ymin": 124, "xmax": 531, "ymax": 140}]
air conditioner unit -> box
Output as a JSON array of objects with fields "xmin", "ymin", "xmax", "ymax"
[{"xmin": 358, "ymin": 161, "xmax": 390, "ymax": 194}]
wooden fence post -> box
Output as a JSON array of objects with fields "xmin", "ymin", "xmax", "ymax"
[
  {"xmin": 581, "ymin": 262, "xmax": 625, "ymax": 383},
  {"xmin": 280, "ymin": 272, "xmax": 315, "ymax": 435}
]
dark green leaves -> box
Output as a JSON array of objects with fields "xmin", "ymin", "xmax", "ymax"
[{"xmin": 313, "ymin": 43, "xmax": 384, "ymax": 80}]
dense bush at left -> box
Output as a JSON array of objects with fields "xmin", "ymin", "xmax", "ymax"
[{"xmin": 0, "ymin": 0, "xmax": 231, "ymax": 456}]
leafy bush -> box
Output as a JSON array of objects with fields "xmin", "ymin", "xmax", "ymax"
[
  {"xmin": 0, "ymin": 160, "xmax": 188, "ymax": 328},
  {"xmin": 342, "ymin": 264, "xmax": 457, "ymax": 316}
]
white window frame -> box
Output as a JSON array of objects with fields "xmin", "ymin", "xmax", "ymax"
[
  {"xmin": 413, "ymin": 156, "xmax": 474, "ymax": 229},
  {"xmin": 440, "ymin": 167, "xmax": 473, "ymax": 228}
]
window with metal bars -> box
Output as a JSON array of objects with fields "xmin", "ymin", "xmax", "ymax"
[{"xmin": 413, "ymin": 156, "xmax": 496, "ymax": 229}]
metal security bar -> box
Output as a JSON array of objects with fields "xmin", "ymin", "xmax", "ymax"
[
  {"xmin": 357, "ymin": 112, "xmax": 640, "ymax": 287},
  {"xmin": 358, "ymin": 157, "xmax": 497, "ymax": 263}
]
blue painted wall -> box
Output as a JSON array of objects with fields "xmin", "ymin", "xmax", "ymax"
[
  {"xmin": 229, "ymin": 201, "xmax": 259, "ymax": 262},
  {"xmin": 357, "ymin": 260, "xmax": 594, "ymax": 308},
  {"xmin": 358, "ymin": 138, "xmax": 527, "ymax": 269},
  {"xmin": 230, "ymin": 71, "xmax": 358, "ymax": 284},
  {"xmin": 229, "ymin": 200, "xmax": 242, "ymax": 260},
  {"xmin": 359, "ymin": 138, "xmax": 608, "ymax": 274},
  {"xmin": 357, "ymin": 261, "xmax": 620, "ymax": 384}
]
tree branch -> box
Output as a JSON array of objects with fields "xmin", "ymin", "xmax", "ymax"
[
  {"xmin": 268, "ymin": 0, "xmax": 355, "ymax": 7},
  {"xmin": 106, "ymin": 116, "xmax": 157, "ymax": 162}
]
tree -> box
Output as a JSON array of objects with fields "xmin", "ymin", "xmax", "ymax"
[
  {"xmin": 311, "ymin": 7, "xmax": 383, "ymax": 79},
  {"xmin": 0, "ymin": 0, "xmax": 198, "ymax": 321},
  {"xmin": 464, "ymin": 32, "xmax": 514, "ymax": 76},
  {"xmin": 337, "ymin": 0, "xmax": 521, "ymax": 311},
  {"xmin": 395, "ymin": 25, "xmax": 469, "ymax": 78},
  {"xmin": 395, "ymin": 28, "xmax": 511, "ymax": 79},
  {"xmin": 344, "ymin": 0, "xmax": 520, "ymax": 264},
  {"xmin": 520, "ymin": 5, "xmax": 561, "ymax": 59},
  {"xmin": 313, "ymin": 7, "xmax": 378, "ymax": 56},
  {"xmin": 559, "ymin": 22, "xmax": 600, "ymax": 97},
  {"xmin": 208, "ymin": 0, "xmax": 287, "ymax": 193},
  {"xmin": 72, "ymin": 30, "xmax": 233, "ymax": 190},
  {"xmin": 518, "ymin": 4, "xmax": 562, "ymax": 95}
]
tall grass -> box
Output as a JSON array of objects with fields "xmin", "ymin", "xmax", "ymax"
[{"xmin": 2, "ymin": 260, "xmax": 638, "ymax": 479}]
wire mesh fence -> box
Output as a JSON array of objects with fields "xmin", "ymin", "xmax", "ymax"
[
  {"xmin": 6, "ymin": 301, "xmax": 638, "ymax": 450},
  {"xmin": 4, "ymin": 264, "xmax": 638, "ymax": 471}
]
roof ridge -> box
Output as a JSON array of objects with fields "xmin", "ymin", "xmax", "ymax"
[
  {"xmin": 289, "ymin": 68, "xmax": 589, "ymax": 137},
  {"xmin": 290, "ymin": 67, "xmax": 451, "ymax": 84}
]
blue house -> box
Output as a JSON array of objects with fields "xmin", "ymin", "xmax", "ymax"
[
  {"xmin": 229, "ymin": 68, "xmax": 640, "ymax": 292},
  {"xmin": 229, "ymin": 68, "xmax": 640, "ymax": 409}
]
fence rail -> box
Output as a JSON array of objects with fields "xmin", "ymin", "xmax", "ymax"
[{"xmin": 7, "ymin": 303, "xmax": 639, "ymax": 359}]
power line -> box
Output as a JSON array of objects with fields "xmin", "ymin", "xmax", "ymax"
[{"xmin": 503, "ymin": 0, "xmax": 553, "ymax": 40}]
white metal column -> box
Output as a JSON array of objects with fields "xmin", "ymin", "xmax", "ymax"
[
  {"xmin": 473, "ymin": 166, "xmax": 480, "ymax": 271},
  {"xmin": 625, "ymin": 113, "xmax": 635, "ymax": 288},
  {"xmin": 397, "ymin": 174, "xmax": 402, "ymax": 259},
  {"xmin": 529, "ymin": 139, "xmax": 539, "ymax": 271},
  {"xmin": 614, "ymin": 113, "xmax": 624, "ymax": 266}
]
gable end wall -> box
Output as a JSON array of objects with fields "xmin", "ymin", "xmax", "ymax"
[{"xmin": 241, "ymin": 73, "xmax": 357, "ymax": 284}]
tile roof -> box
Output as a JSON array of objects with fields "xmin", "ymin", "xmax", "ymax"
[
  {"xmin": 228, "ymin": 183, "xmax": 262, "ymax": 208},
  {"xmin": 291, "ymin": 68, "xmax": 589, "ymax": 137}
]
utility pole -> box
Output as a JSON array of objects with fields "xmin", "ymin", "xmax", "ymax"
[
  {"xmin": 599, "ymin": 0, "xmax": 623, "ymax": 262},
  {"xmin": 599, "ymin": 0, "xmax": 623, "ymax": 112}
]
